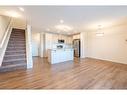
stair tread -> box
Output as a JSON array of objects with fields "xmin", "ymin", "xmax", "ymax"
[
  {"xmin": 11, "ymin": 33, "xmax": 25, "ymax": 35},
  {"xmin": 9, "ymin": 40, "xmax": 25, "ymax": 44},
  {"xmin": 9, "ymin": 39, "xmax": 25, "ymax": 40},
  {"xmin": 6, "ymin": 47, "xmax": 26, "ymax": 50},
  {"xmin": 5, "ymin": 54, "xmax": 26, "ymax": 57},
  {"xmin": 8, "ymin": 44, "xmax": 25, "ymax": 46},
  {"xmin": 10, "ymin": 37, "xmax": 25, "ymax": 39},
  {"xmin": 2, "ymin": 62, "xmax": 26, "ymax": 67},
  {"xmin": 6, "ymin": 50, "xmax": 26, "ymax": 52},
  {"xmin": 7, "ymin": 46, "xmax": 25, "ymax": 48},
  {"xmin": 0, "ymin": 63, "xmax": 26, "ymax": 72},
  {"xmin": 10, "ymin": 35, "xmax": 25, "ymax": 36},
  {"xmin": 7, "ymin": 46, "xmax": 26, "ymax": 48},
  {"xmin": 3, "ymin": 58, "xmax": 26, "ymax": 62},
  {"xmin": 5, "ymin": 52, "xmax": 25, "ymax": 56},
  {"xmin": 2, "ymin": 59, "xmax": 26, "ymax": 65},
  {"xmin": 4, "ymin": 55, "xmax": 26, "ymax": 61}
]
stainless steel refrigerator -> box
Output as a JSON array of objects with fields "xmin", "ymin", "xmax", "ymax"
[{"xmin": 73, "ymin": 39, "xmax": 80, "ymax": 57}]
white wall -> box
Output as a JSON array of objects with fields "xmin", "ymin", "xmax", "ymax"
[
  {"xmin": 80, "ymin": 32, "xmax": 88, "ymax": 58},
  {"xmin": 32, "ymin": 32, "xmax": 40, "ymax": 56},
  {"xmin": 0, "ymin": 15, "xmax": 10, "ymax": 44},
  {"xmin": 87, "ymin": 24, "xmax": 127, "ymax": 64},
  {"xmin": 45, "ymin": 33, "xmax": 53, "ymax": 49},
  {"xmin": 11, "ymin": 18, "xmax": 26, "ymax": 29},
  {"xmin": 40, "ymin": 33, "xmax": 45, "ymax": 57}
]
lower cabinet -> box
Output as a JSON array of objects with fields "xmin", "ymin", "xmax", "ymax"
[{"xmin": 49, "ymin": 49, "xmax": 74, "ymax": 64}]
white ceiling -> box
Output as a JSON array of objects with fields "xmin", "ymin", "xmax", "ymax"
[{"xmin": 1, "ymin": 6, "xmax": 127, "ymax": 35}]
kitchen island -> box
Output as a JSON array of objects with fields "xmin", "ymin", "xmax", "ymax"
[{"xmin": 48, "ymin": 48, "xmax": 74, "ymax": 64}]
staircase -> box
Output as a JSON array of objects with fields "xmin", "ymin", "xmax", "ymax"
[{"xmin": 0, "ymin": 28, "xmax": 27, "ymax": 72}]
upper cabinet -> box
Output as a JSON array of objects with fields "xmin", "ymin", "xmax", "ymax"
[
  {"xmin": 45, "ymin": 33, "xmax": 73, "ymax": 49},
  {"xmin": 73, "ymin": 34, "xmax": 80, "ymax": 39},
  {"xmin": 68, "ymin": 36, "xmax": 73, "ymax": 44},
  {"xmin": 51, "ymin": 34, "xmax": 73, "ymax": 45},
  {"xmin": 65, "ymin": 36, "xmax": 73, "ymax": 45},
  {"xmin": 52, "ymin": 34, "xmax": 59, "ymax": 44}
]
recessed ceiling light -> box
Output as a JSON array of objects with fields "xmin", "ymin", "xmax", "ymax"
[
  {"xmin": 5, "ymin": 11, "xmax": 21, "ymax": 18},
  {"xmin": 98, "ymin": 25, "xmax": 103, "ymax": 29},
  {"xmin": 18, "ymin": 7, "xmax": 24, "ymax": 12},
  {"xmin": 60, "ymin": 19, "xmax": 64, "ymax": 24},
  {"xmin": 96, "ymin": 32, "xmax": 104, "ymax": 37}
]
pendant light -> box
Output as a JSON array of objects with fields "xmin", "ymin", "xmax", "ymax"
[{"xmin": 96, "ymin": 25, "xmax": 104, "ymax": 37}]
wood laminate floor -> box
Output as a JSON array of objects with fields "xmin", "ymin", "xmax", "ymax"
[{"xmin": 0, "ymin": 57, "xmax": 127, "ymax": 89}]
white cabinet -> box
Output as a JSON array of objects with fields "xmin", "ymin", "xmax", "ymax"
[
  {"xmin": 51, "ymin": 50, "xmax": 60, "ymax": 63},
  {"xmin": 65, "ymin": 49, "xmax": 74, "ymax": 60},
  {"xmin": 45, "ymin": 33, "xmax": 73, "ymax": 46},
  {"xmin": 45, "ymin": 33, "xmax": 73, "ymax": 57},
  {"xmin": 52, "ymin": 34, "xmax": 59, "ymax": 44},
  {"xmin": 68, "ymin": 37, "xmax": 73, "ymax": 44},
  {"xmin": 64, "ymin": 36, "xmax": 73, "ymax": 44},
  {"xmin": 73, "ymin": 34, "xmax": 80, "ymax": 39},
  {"xmin": 48, "ymin": 49, "xmax": 74, "ymax": 64}
]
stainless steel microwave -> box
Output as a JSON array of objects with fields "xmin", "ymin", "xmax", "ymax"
[{"xmin": 58, "ymin": 40, "xmax": 64, "ymax": 43}]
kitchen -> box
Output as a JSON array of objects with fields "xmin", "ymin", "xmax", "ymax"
[{"xmin": 32, "ymin": 32, "xmax": 80, "ymax": 64}]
